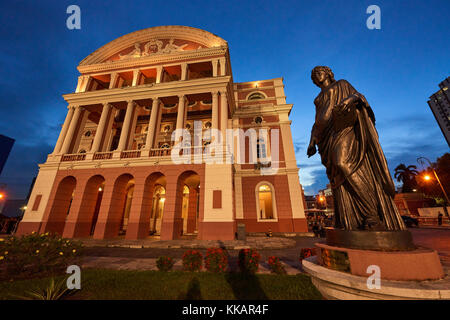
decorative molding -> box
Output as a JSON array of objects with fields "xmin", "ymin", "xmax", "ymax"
[{"xmin": 79, "ymin": 26, "xmax": 228, "ymax": 67}]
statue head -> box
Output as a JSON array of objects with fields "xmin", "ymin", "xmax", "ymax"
[{"xmin": 311, "ymin": 66, "xmax": 335, "ymax": 88}]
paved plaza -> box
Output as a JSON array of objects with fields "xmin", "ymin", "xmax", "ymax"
[{"xmin": 80, "ymin": 228, "xmax": 450, "ymax": 275}]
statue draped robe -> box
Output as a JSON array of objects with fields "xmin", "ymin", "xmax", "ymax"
[{"xmin": 310, "ymin": 79, "xmax": 405, "ymax": 231}]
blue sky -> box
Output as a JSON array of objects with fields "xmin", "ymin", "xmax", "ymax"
[{"xmin": 0, "ymin": 0, "xmax": 448, "ymax": 198}]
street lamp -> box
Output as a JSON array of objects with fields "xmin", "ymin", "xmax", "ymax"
[{"xmin": 417, "ymin": 156, "xmax": 449, "ymax": 217}]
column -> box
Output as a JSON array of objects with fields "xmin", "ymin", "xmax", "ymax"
[
  {"xmin": 211, "ymin": 91, "xmax": 219, "ymax": 129},
  {"xmin": 220, "ymin": 90, "xmax": 229, "ymax": 151},
  {"xmin": 181, "ymin": 63, "xmax": 188, "ymax": 81},
  {"xmin": 175, "ymin": 95, "xmax": 186, "ymax": 142},
  {"xmin": 212, "ymin": 59, "xmax": 219, "ymax": 77},
  {"xmin": 109, "ymin": 72, "xmax": 118, "ymax": 89},
  {"xmin": 156, "ymin": 66, "xmax": 163, "ymax": 84},
  {"xmin": 52, "ymin": 106, "xmax": 75, "ymax": 154},
  {"xmin": 144, "ymin": 98, "xmax": 160, "ymax": 150},
  {"xmin": 219, "ymin": 58, "xmax": 226, "ymax": 76},
  {"xmin": 132, "ymin": 69, "xmax": 141, "ymax": 86},
  {"xmin": 117, "ymin": 100, "xmax": 135, "ymax": 151},
  {"xmin": 90, "ymin": 103, "xmax": 111, "ymax": 153},
  {"xmin": 60, "ymin": 106, "xmax": 82, "ymax": 154},
  {"xmin": 220, "ymin": 90, "xmax": 228, "ymax": 131}
]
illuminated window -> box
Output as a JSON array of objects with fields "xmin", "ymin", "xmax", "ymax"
[
  {"xmin": 248, "ymin": 92, "xmax": 265, "ymax": 100},
  {"xmin": 257, "ymin": 183, "xmax": 275, "ymax": 220}
]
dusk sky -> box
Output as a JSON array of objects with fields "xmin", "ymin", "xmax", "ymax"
[{"xmin": 0, "ymin": 0, "xmax": 448, "ymax": 199}]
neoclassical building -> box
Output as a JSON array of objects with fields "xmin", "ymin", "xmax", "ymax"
[{"xmin": 16, "ymin": 26, "xmax": 307, "ymax": 240}]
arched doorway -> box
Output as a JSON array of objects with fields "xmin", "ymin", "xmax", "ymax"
[
  {"xmin": 63, "ymin": 175, "xmax": 105, "ymax": 238},
  {"xmin": 119, "ymin": 180, "xmax": 135, "ymax": 235},
  {"xmin": 256, "ymin": 182, "xmax": 277, "ymax": 220},
  {"xmin": 42, "ymin": 176, "xmax": 76, "ymax": 235},
  {"xmin": 176, "ymin": 171, "xmax": 200, "ymax": 237},
  {"xmin": 150, "ymin": 185, "xmax": 165, "ymax": 235},
  {"xmin": 93, "ymin": 173, "xmax": 134, "ymax": 239}
]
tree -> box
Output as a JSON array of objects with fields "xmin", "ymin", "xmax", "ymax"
[{"xmin": 394, "ymin": 164, "xmax": 419, "ymax": 193}]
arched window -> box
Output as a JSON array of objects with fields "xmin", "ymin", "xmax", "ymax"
[
  {"xmin": 256, "ymin": 182, "xmax": 277, "ymax": 221},
  {"xmin": 247, "ymin": 92, "xmax": 265, "ymax": 100},
  {"xmin": 257, "ymin": 138, "xmax": 267, "ymax": 159},
  {"xmin": 254, "ymin": 116, "xmax": 263, "ymax": 124},
  {"xmin": 161, "ymin": 143, "xmax": 171, "ymax": 149}
]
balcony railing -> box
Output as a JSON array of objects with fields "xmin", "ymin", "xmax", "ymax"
[
  {"xmin": 61, "ymin": 153, "xmax": 86, "ymax": 162},
  {"xmin": 149, "ymin": 148, "xmax": 171, "ymax": 157},
  {"xmin": 120, "ymin": 150, "xmax": 141, "ymax": 159},
  {"xmin": 59, "ymin": 146, "xmax": 211, "ymax": 163},
  {"xmin": 93, "ymin": 152, "xmax": 113, "ymax": 160}
]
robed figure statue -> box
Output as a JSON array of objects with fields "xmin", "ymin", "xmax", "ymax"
[{"xmin": 307, "ymin": 66, "xmax": 406, "ymax": 231}]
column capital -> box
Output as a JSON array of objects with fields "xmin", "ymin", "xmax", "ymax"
[
  {"xmin": 219, "ymin": 89, "xmax": 228, "ymax": 95},
  {"xmin": 178, "ymin": 94, "xmax": 186, "ymax": 100},
  {"xmin": 152, "ymin": 97, "xmax": 160, "ymax": 103},
  {"xmin": 126, "ymin": 100, "xmax": 135, "ymax": 106},
  {"xmin": 211, "ymin": 91, "xmax": 219, "ymax": 97},
  {"xmin": 101, "ymin": 102, "xmax": 112, "ymax": 107}
]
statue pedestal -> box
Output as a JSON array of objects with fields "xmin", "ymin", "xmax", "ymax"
[
  {"xmin": 302, "ymin": 255, "xmax": 449, "ymax": 300},
  {"xmin": 303, "ymin": 242, "xmax": 446, "ymax": 299},
  {"xmin": 315, "ymin": 242, "xmax": 443, "ymax": 281},
  {"xmin": 325, "ymin": 228, "xmax": 416, "ymax": 251}
]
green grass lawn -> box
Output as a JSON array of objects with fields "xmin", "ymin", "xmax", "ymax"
[{"xmin": 0, "ymin": 269, "xmax": 322, "ymax": 300}]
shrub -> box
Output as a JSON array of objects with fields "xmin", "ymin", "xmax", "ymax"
[
  {"xmin": 238, "ymin": 248, "xmax": 260, "ymax": 274},
  {"xmin": 156, "ymin": 256, "xmax": 174, "ymax": 272},
  {"xmin": 182, "ymin": 250, "xmax": 203, "ymax": 272},
  {"xmin": 299, "ymin": 248, "xmax": 317, "ymax": 261},
  {"xmin": 204, "ymin": 248, "xmax": 228, "ymax": 273},
  {"xmin": 267, "ymin": 256, "xmax": 286, "ymax": 274},
  {"xmin": 17, "ymin": 277, "xmax": 71, "ymax": 300},
  {"xmin": 0, "ymin": 232, "xmax": 83, "ymax": 281}
]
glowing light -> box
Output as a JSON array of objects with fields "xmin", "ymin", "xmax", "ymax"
[
  {"xmin": 0, "ymin": 193, "xmax": 4, "ymax": 200},
  {"xmin": 319, "ymin": 196, "xmax": 325, "ymax": 202},
  {"xmin": 424, "ymin": 175, "xmax": 431, "ymax": 181},
  {"xmin": 98, "ymin": 187, "xmax": 103, "ymax": 191}
]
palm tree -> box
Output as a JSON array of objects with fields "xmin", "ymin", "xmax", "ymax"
[{"xmin": 394, "ymin": 164, "xmax": 419, "ymax": 193}]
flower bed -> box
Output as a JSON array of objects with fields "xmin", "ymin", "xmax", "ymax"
[
  {"xmin": 238, "ymin": 248, "xmax": 260, "ymax": 274},
  {"xmin": 204, "ymin": 248, "xmax": 228, "ymax": 273},
  {"xmin": 156, "ymin": 256, "xmax": 174, "ymax": 272},
  {"xmin": 267, "ymin": 256, "xmax": 286, "ymax": 274},
  {"xmin": 0, "ymin": 232, "xmax": 83, "ymax": 281},
  {"xmin": 182, "ymin": 250, "xmax": 203, "ymax": 272}
]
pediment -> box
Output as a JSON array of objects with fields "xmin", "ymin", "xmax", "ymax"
[{"xmin": 79, "ymin": 25, "xmax": 228, "ymax": 66}]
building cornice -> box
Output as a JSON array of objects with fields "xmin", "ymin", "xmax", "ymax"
[
  {"xmin": 63, "ymin": 76, "xmax": 232, "ymax": 106},
  {"xmin": 78, "ymin": 46, "xmax": 228, "ymax": 74}
]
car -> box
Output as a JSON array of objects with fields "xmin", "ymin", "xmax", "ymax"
[{"xmin": 401, "ymin": 215, "xmax": 419, "ymax": 228}]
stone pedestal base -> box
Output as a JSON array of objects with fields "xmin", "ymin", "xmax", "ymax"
[
  {"xmin": 303, "ymin": 256, "xmax": 449, "ymax": 300},
  {"xmin": 316, "ymin": 243, "xmax": 444, "ymax": 281}
]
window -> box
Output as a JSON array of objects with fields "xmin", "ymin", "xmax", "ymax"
[
  {"xmin": 248, "ymin": 92, "xmax": 265, "ymax": 100},
  {"xmin": 254, "ymin": 116, "xmax": 263, "ymax": 124},
  {"xmin": 84, "ymin": 131, "xmax": 91, "ymax": 137},
  {"xmin": 257, "ymin": 138, "xmax": 267, "ymax": 159},
  {"xmin": 161, "ymin": 143, "xmax": 171, "ymax": 149},
  {"xmin": 257, "ymin": 183, "xmax": 276, "ymax": 220}
]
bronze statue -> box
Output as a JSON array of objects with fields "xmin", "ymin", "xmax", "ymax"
[{"xmin": 307, "ymin": 66, "xmax": 406, "ymax": 232}]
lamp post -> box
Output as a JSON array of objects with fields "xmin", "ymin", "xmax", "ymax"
[{"xmin": 417, "ymin": 156, "xmax": 449, "ymax": 217}]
